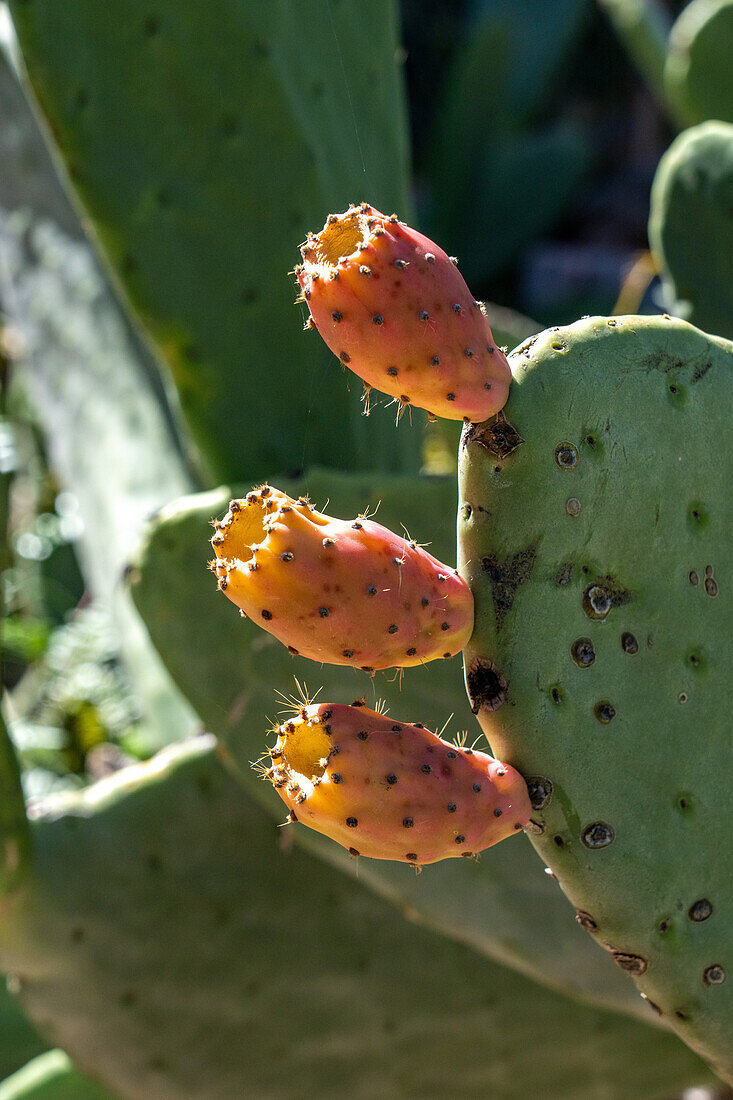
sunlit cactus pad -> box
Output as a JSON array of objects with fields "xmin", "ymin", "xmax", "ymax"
[{"xmin": 458, "ymin": 314, "xmax": 733, "ymax": 1081}]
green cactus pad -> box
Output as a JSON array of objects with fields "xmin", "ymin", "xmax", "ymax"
[
  {"xmin": 131, "ymin": 469, "xmax": 658, "ymax": 1021},
  {"xmin": 0, "ymin": 984, "xmax": 48, "ymax": 1083},
  {"xmin": 664, "ymin": 0, "xmax": 733, "ymax": 127},
  {"xmin": 0, "ymin": 1051, "xmax": 114, "ymax": 1100},
  {"xmin": 458, "ymin": 314, "xmax": 733, "ymax": 1082},
  {"xmin": 7, "ymin": 0, "xmax": 418, "ymax": 482},
  {"xmin": 0, "ymin": 711, "xmax": 30, "ymax": 898},
  {"xmin": 649, "ymin": 121, "xmax": 733, "ymax": 341},
  {"xmin": 0, "ymin": 738, "xmax": 715, "ymax": 1097}
]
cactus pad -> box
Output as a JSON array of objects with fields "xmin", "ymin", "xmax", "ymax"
[
  {"xmin": 664, "ymin": 0, "xmax": 733, "ymax": 127},
  {"xmin": 458, "ymin": 314, "xmax": 733, "ymax": 1082},
  {"xmin": 7, "ymin": 0, "xmax": 418, "ymax": 481},
  {"xmin": 0, "ymin": 738, "xmax": 716, "ymax": 1097},
  {"xmin": 649, "ymin": 121, "xmax": 733, "ymax": 341}
]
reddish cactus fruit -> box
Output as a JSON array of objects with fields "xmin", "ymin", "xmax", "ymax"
[
  {"xmin": 264, "ymin": 701, "xmax": 531, "ymax": 864},
  {"xmin": 210, "ymin": 486, "xmax": 473, "ymax": 670},
  {"xmin": 295, "ymin": 203, "xmax": 512, "ymax": 422}
]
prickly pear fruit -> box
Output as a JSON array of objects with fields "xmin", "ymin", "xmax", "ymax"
[
  {"xmin": 264, "ymin": 701, "xmax": 530, "ymax": 864},
  {"xmin": 210, "ymin": 485, "xmax": 473, "ymax": 670},
  {"xmin": 295, "ymin": 203, "xmax": 512, "ymax": 422}
]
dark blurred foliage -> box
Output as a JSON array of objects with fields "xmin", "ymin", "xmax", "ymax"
[{"xmin": 399, "ymin": 0, "xmax": 685, "ymax": 323}]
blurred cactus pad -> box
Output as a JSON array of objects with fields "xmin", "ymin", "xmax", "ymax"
[
  {"xmin": 6, "ymin": 0, "xmax": 419, "ymax": 483},
  {"xmin": 650, "ymin": 121, "xmax": 733, "ymax": 341}
]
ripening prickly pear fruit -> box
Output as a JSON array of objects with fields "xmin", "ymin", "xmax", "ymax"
[
  {"xmin": 210, "ymin": 485, "xmax": 473, "ymax": 671},
  {"xmin": 264, "ymin": 701, "xmax": 531, "ymax": 864},
  {"xmin": 295, "ymin": 203, "xmax": 512, "ymax": 422}
]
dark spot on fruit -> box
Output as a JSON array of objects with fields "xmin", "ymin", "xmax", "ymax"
[
  {"xmin": 367, "ymin": 585, "xmax": 378, "ymax": 595},
  {"xmin": 481, "ymin": 543, "xmax": 538, "ymax": 630},
  {"xmin": 387, "ymin": 773, "xmax": 398, "ymax": 784},
  {"xmin": 419, "ymin": 310, "xmax": 429, "ymax": 321},
  {"xmin": 455, "ymin": 834, "xmax": 466, "ymax": 844},
  {"xmin": 281, "ymin": 551, "xmax": 293, "ymax": 562},
  {"xmin": 448, "ymin": 803, "xmax": 457, "ymax": 813},
  {"xmin": 571, "ymin": 638, "xmax": 595, "ymax": 667},
  {"xmin": 406, "ymin": 852, "xmax": 418, "ymax": 861},
  {"xmin": 431, "ymin": 355, "xmax": 440, "ymax": 366},
  {"xmin": 403, "ymin": 817, "xmax": 414, "ymax": 828},
  {"xmin": 387, "ymin": 367, "xmax": 398, "ymax": 377},
  {"xmin": 340, "ymin": 351, "xmax": 350, "ymax": 362},
  {"xmin": 287, "ymin": 645, "xmax": 299, "ymax": 655},
  {"xmin": 452, "ymin": 303, "xmax": 462, "ymax": 313},
  {"xmin": 349, "ymin": 847, "xmax": 360, "ymax": 857},
  {"xmin": 332, "ymin": 311, "xmax": 342, "ymax": 322},
  {"xmin": 462, "ymin": 411, "xmax": 524, "ymax": 458},
  {"xmin": 388, "ymin": 624, "xmax": 399, "ymax": 634},
  {"xmin": 343, "ymin": 649, "xmax": 354, "ymax": 658},
  {"xmin": 357, "ymin": 731, "xmax": 368, "ymax": 741},
  {"xmin": 551, "ymin": 687, "xmax": 563, "ymax": 704},
  {"xmin": 582, "ymin": 822, "xmax": 614, "ymax": 848},
  {"xmin": 526, "ymin": 776, "xmax": 553, "ymax": 810},
  {"xmin": 706, "ymin": 577, "xmax": 719, "ymax": 597},
  {"xmin": 446, "ymin": 750, "xmax": 456, "ymax": 759},
  {"xmin": 565, "ymin": 498, "xmax": 581, "ymax": 517},
  {"xmin": 689, "ymin": 899, "xmax": 713, "ymax": 922},
  {"xmin": 261, "ymin": 610, "xmax": 273, "ymax": 620},
  {"xmin": 621, "ymin": 632, "xmax": 639, "ymax": 654},
  {"xmin": 372, "ymin": 314, "xmax": 383, "ymax": 325},
  {"xmin": 494, "ymin": 808, "xmax": 503, "ymax": 817},
  {"xmin": 473, "ymin": 783, "xmax": 481, "ymax": 793},
  {"xmin": 331, "ymin": 773, "xmax": 342, "ymax": 784},
  {"xmin": 319, "ymin": 607, "xmax": 330, "ymax": 617},
  {"xmin": 421, "ymin": 764, "xmax": 432, "ymax": 774},
  {"xmin": 447, "ymin": 393, "xmax": 456, "ymax": 401},
  {"xmin": 703, "ymin": 965, "xmax": 726, "ymax": 985},
  {"xmin": 553, "ymin": 835, "xmax": 565, "ymax": 848},
  {"xmin": 611, "ymin": 951, "xmax": 648, "ymax": 975},
  {"xmin": 466, "ymin": 657, "xmax": 508, "ymax": 713},
  {"xmin": 555, "ymin": 562, "xmax": 574, "ymax": 587},
  {"xmin": 406, "ymin": 647, "xmax": 417, "ymax": 656},
  {"xmin": 346, "ymin": 817, "xmax": 358, "ymax": 828}
]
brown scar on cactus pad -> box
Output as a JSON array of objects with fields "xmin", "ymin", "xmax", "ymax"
[
  {"xmin": 210, "ymin": 485, "xmax": 473, "ymax": 670},
  {"xmin": 261, "ymin": 701, "xmax": 531, "ymax": 864},
  {"xmin": 295, "ymin": 203, "xmax": 512, "ymax": 422}
]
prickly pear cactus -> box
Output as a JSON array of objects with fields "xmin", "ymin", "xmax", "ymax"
[
  {"xmin": 458, "ymin": 314, "xmax": 733, "ymax": 1082},
  {"xmin": 0, "ymin": 738, "xmax": 713, "ymax": 1098},
  {"xmin": 664, "ymin": 0, "xmax": 733, "ymax": 127},
  {"xmin": 131, "ymin": 470, "xmax": 656, "ymax": 1020},
  {"xmin": 649, "ymin": 121, "xmax": 733, "ymax": 341}
]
